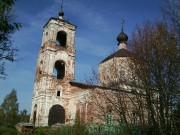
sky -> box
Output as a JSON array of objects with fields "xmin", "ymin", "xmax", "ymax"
[{"xmin": 0, "ymin": 0, "xmax": 163, "ymax": 113}]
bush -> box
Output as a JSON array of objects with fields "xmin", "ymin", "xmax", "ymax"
[
  {"xmin": 0, "ymin": 127, "xmax": 18, "ymax": 135},
  {"xmin": 33, "ymin": 127, "xmax": 52, "ymax": 135},
  {"xmin": 53, "ymin": 125, "xmax": 72, "ymax": 135},
  {"xmin": 52, "ymin": 124, "xmax": 88, "ymax": 135}
]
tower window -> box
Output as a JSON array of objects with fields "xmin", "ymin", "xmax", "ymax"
[
  {"xmin": 54, "ymin": 61, "xmax": 65, "ymax": 80},
  {"xmin": 106, "ymin": 106, "xmax": 113, "ymax": 124},
  {"xmin": 132, "ymin": 111, "xmax": 138, "ymax": 123},
  {"xmin": 57, "ymin": 90, "xmax": 61, "ymax": 97},
  {"xmin": 56, "ymin": 31, "xmax": 67, "ymax": 47},
  {"xmin": 119, "ymin": 69, "xmax": 125, "ymax": 78}
]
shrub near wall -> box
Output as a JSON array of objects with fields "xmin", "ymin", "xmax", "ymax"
[
  {"xmin": 53, "ymin": 125, "xmax": 72, "ymax": 135},
  {"xmin": 33, "ymin": 127, "xmax": 52, "ymax": 135},
  {"xmin": 0, "ymin": 127, "xmax": 18, "ymax": 135},
  {"xmin": 53, "ymin": 124, "xmax": 88, "ymax": 135}
]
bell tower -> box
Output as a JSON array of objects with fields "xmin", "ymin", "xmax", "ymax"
[
  {"xmin": 37, "ymin": 9, "xmax": 76, "ymax": 82},
  {"xmin": 30, "ymin": 7, "xmax": 77, "ymax": 126}
]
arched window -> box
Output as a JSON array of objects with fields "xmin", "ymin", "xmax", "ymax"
[
  {"xmin": 56, "ymin": 31, "xmax": 67, "ymax": 47},
  {"xmin": 54, "ymin": 61, "xmax": 65, "ymax": 80}
]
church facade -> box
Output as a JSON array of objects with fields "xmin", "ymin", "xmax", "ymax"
[{"xmin": 30, "ymin": 9, "xmax": 139, "ymax": 127}]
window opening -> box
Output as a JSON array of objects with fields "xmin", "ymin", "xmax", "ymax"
[
  {"xmin": 54, "ymin": 61, "xmax": 65, "ymax": 80},
  {"xmin": 119, "ymin": 69, "xmax": 125, "ymax": 78},
  {"xmin": 57, "ymin": 90, "xmax": 61, "ymax": 97},
  {"xmin": 120, "ymin": 111, "xmax": 125, "ymax": 123},
  {"xmin": 106, "ymin": 106, "xmax": 113, "ymax": 124},
  {"xmin": 56, "ymin": 31, "xmax": 67, "ymax": 47},
  {"xmin": 132, "ymin": 111, "xmax": 138, "ymax": 123}
]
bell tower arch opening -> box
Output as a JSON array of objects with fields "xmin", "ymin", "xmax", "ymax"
[
  {"xmin": 56, "ymin": 31, "xmax": 67, "ymax": 47},
  {"xmin": 54, "ymin": 60, "xmax": 65, "ymax": 80}
]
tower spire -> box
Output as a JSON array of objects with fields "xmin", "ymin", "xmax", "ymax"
[
  {"xmin": 59, "ymin": 0, "xmax": 64, "ymax": 19},
  {"xmin": 121, "ymin": 20, "xmax": 124, "ymax": 32}
]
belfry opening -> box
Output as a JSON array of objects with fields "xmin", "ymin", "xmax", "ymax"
[
  {"xmin": 56, "ymin": 31, "xmax": 67, "ymax": 47},
  {"xmin": 54, "ymin": 60, "xmax": 65, "ymax": 80}
]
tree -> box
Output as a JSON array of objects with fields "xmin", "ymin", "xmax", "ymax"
[
  {"xmin": 0, "ymin": 108, "xmax": 3, "ymax": 126},
  {"xmin": 129, "ymin": 20, "xmax": 179, "ymax": 135},
  {"xmin": 19, "ymin": 109, "xmax": 29, "ymax": 123},
  {"xmin": 72, "ymin": 114, "xmax": 89, "ymax": 135},
  {"xmin": 161, "ymin": 1, "xmax": 180, "ymax": 133},
  {"xmin": 1, "ymin": 89, "xmax": 19, "ymax": 127},
  {"xmin": 87, "ymin": 20, "xmax": 179, "ymax": 135},
  {"xmin": 88, "ymin": 63, "xmax": 146, "ymax": 135},
  {"xmin": 0, "ymin": 0, "xmax": 21, "ymax": 79},
  {"xmin": 85, "ymin": 1, "xmax": 180, "ymax": 135},
  {"xmin": 161, "ymin": 0, "xmax": 180, "ymax": 40}
]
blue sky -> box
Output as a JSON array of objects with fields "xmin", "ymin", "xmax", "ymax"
[{"xmin": 0, "ymin": 0, "xmax": 163, "ymax": 113}]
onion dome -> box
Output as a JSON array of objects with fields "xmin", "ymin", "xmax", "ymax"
[
  {"xmin": 117, "ymin": 20, "xmax": 128, "ymax": 43},
  {"xmin": 59, "ymin": 10, "xmax": 64, "ymax": 17},
  {"xmin": 117, "ymin": 29, "xmax": 128, "ymax": 43}
]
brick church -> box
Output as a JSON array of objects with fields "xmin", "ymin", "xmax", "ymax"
[{"xmin": 30, "ymin": 7, "xmax": 136, "ymax": 127}]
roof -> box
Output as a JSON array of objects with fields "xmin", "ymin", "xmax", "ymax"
[
  {"xmin": 100, "ymin": 49, "xmax": 133, "ymax": 63},
  {"xmin": 43, "ymin": 17, "xmax": 77, "ymax": 28},
  {"xmin": 69, "ymin": 81, "xmax": 97, "ymax": 89},
  {"xmin": 69, "ymin": 81, "xmax": 145, "ymax": 96}
]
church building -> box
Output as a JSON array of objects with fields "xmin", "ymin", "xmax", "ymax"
[{"xmin": 30, "ymin": 7, "xmax": 136, "ymax": 127}]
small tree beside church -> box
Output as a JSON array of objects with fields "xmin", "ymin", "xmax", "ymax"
[
  {"xmin": 1, "ymin": 89, "xmax": 19, "ymax": 127},
  {"xmin": 19, "ymin": 109, "xmax": 29, "ymax": 123}
]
